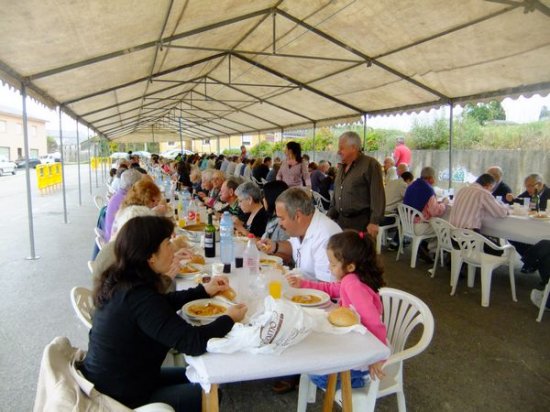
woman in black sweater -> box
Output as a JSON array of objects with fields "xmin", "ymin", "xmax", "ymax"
[{"xmin": 81, "ymin": 216, "xmax": 246, "ymax": 411}]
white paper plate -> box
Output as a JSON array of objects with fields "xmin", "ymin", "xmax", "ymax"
[
  {"xmin": 182, "ymin": 299, "xmax": 230, "ymax": 320},
  {"xmin": 528, "ymin": 214, "xmax": 550, "ymax": 221},
  {"xmin": 284, "ymin": 288, "xmax": 330, "ymax": 307}
]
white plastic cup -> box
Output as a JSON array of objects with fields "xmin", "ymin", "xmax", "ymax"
[
  {"xmin": 496, "ymin": 196, "xmax": 502, "ymax": 203},
  {"xmin": 523, "ymin": 198, "xmax": 530, "ymax": 208},
  {"xmin": 211, "ymin": 263, "xmax": 225, "ymax": 277}
]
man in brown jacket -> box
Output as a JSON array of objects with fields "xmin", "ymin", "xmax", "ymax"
[{"xmin": 327, "ymin": 131, "xmax": 385, "ymax": 237}]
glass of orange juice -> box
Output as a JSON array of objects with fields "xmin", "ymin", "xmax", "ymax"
[{"xmin": 268, "ymin": 279, "xmax": 282, "ymax": 299}]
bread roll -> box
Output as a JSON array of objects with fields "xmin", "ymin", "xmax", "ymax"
[
  {"xmin": 217, "ymin": 287, "xmax": 237, "ymax": 301},
  {"xmin": 328, "ymin": 307, "xmax": 359, "ymax": 327}
]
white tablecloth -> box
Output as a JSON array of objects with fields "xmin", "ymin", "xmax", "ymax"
[
  {"xmin": 185, "ymin": 330, "xmax": 390, "ymax": 391},
  {"xmin": 481, "ymin": 215, "xmax": 550, "ymax": 245}
]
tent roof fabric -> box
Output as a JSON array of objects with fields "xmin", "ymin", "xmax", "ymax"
[{"xmin": 1, "ymin": 0, "xmax": 549, "ymax": 142}]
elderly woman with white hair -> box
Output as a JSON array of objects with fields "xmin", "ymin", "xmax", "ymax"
[{"xmin": 233, "ymin": 181, "xmax": 269, "ymax": 238}]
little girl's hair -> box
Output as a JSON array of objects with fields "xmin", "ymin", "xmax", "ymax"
[{"xmin": 327, "ymin": 230, "xmax": 385, "ymax": 292}]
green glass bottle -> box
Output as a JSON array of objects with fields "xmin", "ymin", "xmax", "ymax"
[
  {"xmin": 204, "ymin": 210, "xmax": 216, "ymax": 258},
  {"xmin": 530, "ymin": 188, "xmax": 540, "ymax": 213}
]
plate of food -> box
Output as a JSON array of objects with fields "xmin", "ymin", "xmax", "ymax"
[
  {"xmin": 182, "ymin": 299, "xmax": 229, "ymax": 320},
  {"xmin": 528, "ymin": 213, "xmax": 550, "ymax": 221},
  {"xmin": 284, "ymin": 288, "xmax": 330, "ymax": 307},
  {"xmin": 259, "ymin": 254, "xmax": 283, "ymax": 266},
  {"xmin": 177, "ymin": 263, "xmax": 202, "ymax": 278}
]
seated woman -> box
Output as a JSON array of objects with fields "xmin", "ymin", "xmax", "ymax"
[
  {"xmin": 80, "ymin": 216, "xmax": 247, "ymax": 411},
  {"xmin": 233, "ymin": 181, "xmax": 269, "ymax": 238},
  {"xmin": 110, "ymin": 178, "xmax": 166, "ymax": 239},
  {"xmin": 261, "ymin": 180, "xmax": 289, "ymax": 242}
]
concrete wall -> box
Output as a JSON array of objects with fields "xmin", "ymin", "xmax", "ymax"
[{"xmin": 298, "ymin": 149, "xmax": 549, "ymax": 194}]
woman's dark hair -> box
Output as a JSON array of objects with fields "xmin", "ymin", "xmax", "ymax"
[
  {"xmin": 286, "ymin": 141, "xmax": 302, "ymax": 163},
  {"xmin": 263, "ymin": 180, "xmax": 289, "ymax": 216},
  {"xmin": 93, "ymin": 216, "xmax": 175, "ymax": 308},
  {"xmin": 109, "ymin": 168, "xmax": 117, "ymax": 178},
  {"xmin": 327, "ymin": 230, "xmax": 385, "ymax": 292}
]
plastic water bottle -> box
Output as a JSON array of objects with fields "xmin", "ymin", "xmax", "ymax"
[
  {"xmin": 244, "ymin": 234, "xmax": 260, "ymax": 276},
  {"xmin": 181, "ymin": 188, "xmax": 191, "ymax": 217},
  {"xmin": 164, "ymin": 179, "xmax": 172, "ymax": 202},
  {"xmin": 220, "ymin": 211, "xmax": 234, "ymax": 273}
]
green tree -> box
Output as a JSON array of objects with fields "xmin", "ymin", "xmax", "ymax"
[
  {"xmin": 47, "ymin": 136, "xmax": 58, "ymax": 152},
  {"xmin": 249, "ymin": 140, "xmax": 274, "ymax": 157},
  {"xmin": 409, "ymin": 118, "xmax": 449, "ymax": 149},
  {"xmin": 463, "ymin": 101, "xmax": 505, "ymax": 125}
]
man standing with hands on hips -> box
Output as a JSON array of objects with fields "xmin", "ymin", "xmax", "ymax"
[{"xmin": 327, "ymin": 131, "xmax": 386, "ymax": 238}]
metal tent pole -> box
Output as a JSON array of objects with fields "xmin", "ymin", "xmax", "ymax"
[
  {"xmin": 178, "ymin": 117, "xmax": 184, "ymax": 155},
  {"xmin": 76, "ymin": 120, "xmax": 82, "ymax": 206},
  {"xmin": 87, "ymin": 128, "xmax": 92, "ymax": 195},
  {"xmin": 58, "ymin": 109, "xmax": 68, "ymax": 223},
  {"xmin": 363, "ymin": 114, "xmax": 367, "ymax": 151},
  {"xmin": 312, "ymin": 122, "xmax": 317, "ymax": 161},
  {"xmin": 217, "ymin": 136, "xmax": 220, "ymax": 154},
  {"xmin": 94, "ymin": 140, "xmax": 99, "ymax": 188},
  {"xmin": 449, "ymin": 103, "xmax": 454, "ymax": 189},
  {"xmin": 21, "ymin": 84, "xmax": 39, "ymax": 260}
]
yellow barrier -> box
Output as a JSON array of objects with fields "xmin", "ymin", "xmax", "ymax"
[
  {"xmin": 36, "ymin": 162, "xmax": 63, "ymax": 193},
  {"xmin": 91, "ymin": 157, "xmax": 111, "ymax": 170}
]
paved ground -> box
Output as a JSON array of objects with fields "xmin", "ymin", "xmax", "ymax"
[{"xmin": 0, "ymin": 165, "xmax": 549, "ymax": 412}]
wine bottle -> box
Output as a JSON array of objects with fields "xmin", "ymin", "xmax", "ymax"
[{"xmin": 204, "ymin": 211, "xmax": 216, "ymax": 258}]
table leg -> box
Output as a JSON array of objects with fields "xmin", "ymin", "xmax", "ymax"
[
  {"xmin": 201, "ymin": 384, "xmax": 219, "ymax": 412},
  {"xmin": 322, "ymin": 373, "xmax": 337, "ymax": 412},
  {"xmin": 340, "ymin": 370, "xmax": 353, "ymax": 412}
]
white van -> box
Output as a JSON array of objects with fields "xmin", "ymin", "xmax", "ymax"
[{"xmin": 40, "ymin": 153, "xmax": 61, "ymax": 164}]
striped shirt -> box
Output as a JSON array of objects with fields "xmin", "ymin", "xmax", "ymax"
[{"xmin": 450, "ymin": 183, "xmax": 508, "ymax": 229}]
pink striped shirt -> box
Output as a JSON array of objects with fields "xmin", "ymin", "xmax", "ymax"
[
  {"xmin": 300, "ymin": 274, "xmax": 387, "ymax": 344},
  {"xmin": 276, "ymin": 160, "xmax": 311, "ymax": 188},
  {"xmin": 450, "ymin": 183, "xmax": 508, "ymax": 229}
]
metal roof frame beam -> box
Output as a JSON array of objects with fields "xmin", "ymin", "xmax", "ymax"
[
  {"xmin": 28, "ymin": 7, "xmax": 274, "ymax": 81},
  {"xmin": 275, "ymin": 8, "xmax": 449, "ymax": 101}
]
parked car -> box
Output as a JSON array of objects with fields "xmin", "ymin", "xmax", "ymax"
[
  {"xmin": 0, "ymin": 157, "xmax": 17, "ymax": 175},
  {"xmin": 160, "ymin": 149, "xmax": 194, "ymax": 160},
  {"xmin": 40, "ymin": 153, "xmax": 61, "ymax": 164},
  {"xmin": 15, "ymin": 157, "xmax": 42, "ymax": 169}
]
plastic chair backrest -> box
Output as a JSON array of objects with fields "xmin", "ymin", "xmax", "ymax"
[
  {"xmin": 397, "ymin": 204, "xmax": 424, "ymax": 237},
  {"xmin": 451, "ymin": 228, "xmax": 484, "ymax": 256},
  {"xmin": 93, "ymin": 194, "xmax": 106, "ymax": 210},
  {"xmin": 380, "ymin": 287, "xmax": 434, "ymax": 362},
  {"xmin": 70, "ymin": 287, "xmax": 94, "ymax": 329},
  {"xmin": 430, "ymin": 217, "xmax": 456, "ymax": 251},
  {"xmin": 311, "ymin": 191, "xmax": 329, "ymax": 213}
]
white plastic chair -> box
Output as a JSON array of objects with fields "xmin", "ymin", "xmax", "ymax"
[
  {"xmin": 93, "ymin": 194, "xmax": 106, "ymax": 210},
  {"xmin": 95, "ymin": 235, "xmax": 106, "ymax": 251},
  {"xmin": 311, "ymin": 191, "xmax": 330, "ymax": 214},
  {"xmin": 450, "ymin": 228, "xmax": 517, "ymax": 307},
  {"xmin": 87, "ymin": 260, "xmax": 94, "ymax": 275},
  {"xmin": 70, "ymin": 286, "xmax": 94, "ymax": 329},
  {"xmin": 396, "ymin": 204, "xmax": 437, "ymax": 268},
  {"xmin": 536, "ymin": 279, "xmax": 550, "ymax": 322},
  {"xmin": 297, "ymin": 287, "xmax": 435, "ymax": 412},
  {"xmin": 429, "ymin": 218, "xmax": 461, "ymax": 281},
  {"xmin": 376, "ymin": 213, "xmax": 400, "ymax": 255}
]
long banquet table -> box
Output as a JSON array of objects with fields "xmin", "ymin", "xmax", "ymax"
[
  {"xmin": 174, "ymin": 245, "xmax": 390, "ymax": 412},
  {"xmin": 480, "ymin": 214, "xmax": 550, "ymax": 245},
  {"xmin": 184, "ymin": 331, "xmax": 390, "ymax": 412}
]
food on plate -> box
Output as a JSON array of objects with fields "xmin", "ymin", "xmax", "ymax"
[
  {"xmin": 171, "ymin": 235, "xmax": 189, "ymax": 249},
  {"xmin": 291, "ymin": 294, "xmax": 322, "ymax": 305},
  {"xmin": 184, "ymin": 223, "xmax": 206, "ymax": 232},
  {"xmin": 190, "ymin": 254, "xmax": 206, "ymax": 265},
  {"xmin": 179, "ymin": 264, "xmax": 199, "ymax": 274},
  {"xmin": 216, "ymin": 287, "xmax": 237, "ymax": 301},
  {"xmin": 531, "ymin": 212, "xmax": 549, "ymax": 219},
  {"xmin": 187, "ymin": 302, "xmax": 227, "ymax": 317},
  {"xmin": 328, "ymin": 307, "xmax": 359, "ymax": 327}
]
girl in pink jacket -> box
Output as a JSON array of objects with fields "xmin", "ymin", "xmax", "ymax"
[{"xmin": 287, "ymin": 230, "xmax": 387, "ymax": 388}]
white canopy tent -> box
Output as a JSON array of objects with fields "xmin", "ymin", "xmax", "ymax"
[
  {"xmin": 1, "ymin": 0, "xmax": 549, "ymax": 143},
  {"xmin": 1, "ymin": 0, "xmax": 549, "ymax": 258}
]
